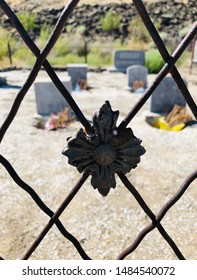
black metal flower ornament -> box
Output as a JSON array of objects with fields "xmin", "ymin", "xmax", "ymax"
[{"xmin": 62, "ymin": 101, "xmax": 146, "ymax": 196}]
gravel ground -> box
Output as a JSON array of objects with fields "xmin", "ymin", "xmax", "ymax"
[{"xmin": 0, "ymin": 67, "xmax": 196, "ymax": 260}]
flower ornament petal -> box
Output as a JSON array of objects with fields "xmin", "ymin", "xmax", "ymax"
[
  {"xmin": 62, "ymin": 101, "xmax": 146, "ymax": 196},
  {"xmin": 91, "ymin": 166, "xmax": 116, "ymax": 196},
  {"xmin": 93, "ymin": 100, "xmax": 119, "ymax": 143}
]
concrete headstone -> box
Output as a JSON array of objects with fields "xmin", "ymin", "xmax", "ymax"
[
  {"xmin": 127, "ymin": 65, "xmax": 148, "ymax": 93},
  {"xmin": 34, "ymin": 77, "xmax": 72, "ymax": 116},
  {"xmin": 150, "ymin": 76, "xmax": 186, "ymax": 114},
  {"xmin": 113, "ymin": 50, "xmax": 145, "ymax": 73},
  {"xmin": 67, "ymin": 63, "xmax": 88, "ymax": 90},
  {"xmin": 0, "ymin": 77, "xmax": 7, "ymax": 86}
]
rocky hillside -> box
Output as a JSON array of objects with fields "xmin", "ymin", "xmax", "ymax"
[
  {"xmin": 4, "ymin": 0, "xmax": 191, "ymax": 11},
  {"xmin": 5, "ymin": 0, "xmax": 174, "ymax": 9},
  {"xmin": 1, "ymin": 0, "xmax": 196, "ymax": 40}
]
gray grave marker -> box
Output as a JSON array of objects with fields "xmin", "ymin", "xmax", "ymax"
[
  {"xmin": 112, "ymin": 50, "xmax": 145, "ymax": 73},
  {"xmin": 67, "ymin": 63, "xmax": 88, "ymax": 90},
  {"xmin": 0, "ymin": 77, "xmax": 7, "ymax": 86},
  {"xmin": 150, "ymin": 77, "xmax": 186, "ymax": 114},
  {"xmin": 34, "ymin": 77, "xmax": 72, "ymax": 116},
  {"xmin": 127, "ymin": 65, "xmax": 148, "ymax": 93}
]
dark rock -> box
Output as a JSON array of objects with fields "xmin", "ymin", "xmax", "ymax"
[{"xmin": 0, "ymin": 1, "xmax": 196, "ymax": 41}]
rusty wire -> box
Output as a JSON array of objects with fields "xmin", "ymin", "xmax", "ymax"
[
  {"xmin": 0, "ymin": 155, "xmax": 91, "ymax": 260},
  {"xmin": 0, "ymin": 0, "xmax": 196, "ymax": 260},
  {"xmin": 117, "ymin": 170, "xmax": 197, "ymax": 260},
  {"xmin": 132, "ymin": 0, "xmax": 197, "ymax": 120},
  {"xmin": 0, "ymin": 0, "xmax": 91, "ymax": 144},
  {"xmin": 119, "ymin": 21, "xmax": 197, "ymax": 128}
]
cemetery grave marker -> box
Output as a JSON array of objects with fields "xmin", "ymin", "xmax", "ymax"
[
  {"xmin": 67, "ymin": 63, "xmax": 88, "ymax": 90},
  {"xmin": 111, "ymin": 50, "xmax": 145, "ymax": 73},
  {"xmin": 34, "ymin": 77, "xmax": 72, "ymax": 116},
  {"xmin": 127, "ymin": 65, "xmax": 148, "ymax": 93},
  {"xmin": 150, "ymin": 76, "xmax": 187, "ymax": 114}
]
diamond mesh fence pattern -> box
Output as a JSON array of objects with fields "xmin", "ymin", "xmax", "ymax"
[{"xmin": 0, "ymin": 0, "xmax": 197, "ymax": 260}]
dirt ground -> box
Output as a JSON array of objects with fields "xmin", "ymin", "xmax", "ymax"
[{"xmin": 0, "ymin": 62, "xmax": 196, "ymax": 260}]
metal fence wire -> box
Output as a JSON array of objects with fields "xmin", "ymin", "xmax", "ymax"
[{"xmin": 0, "ymin": 0, "xmax": 197, "ymax": 260}]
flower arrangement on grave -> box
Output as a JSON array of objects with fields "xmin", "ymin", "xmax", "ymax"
[
  {"xmin": 153, "ymin": 105, "xmax": 193, "ymax": 131},
  {"xmin": 133, "ymin": 80, "xmax": 145, "ymax": 93},
  {"xmin": 45, "ymin": 108, "xmax": 76, "ymax": 130}
]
